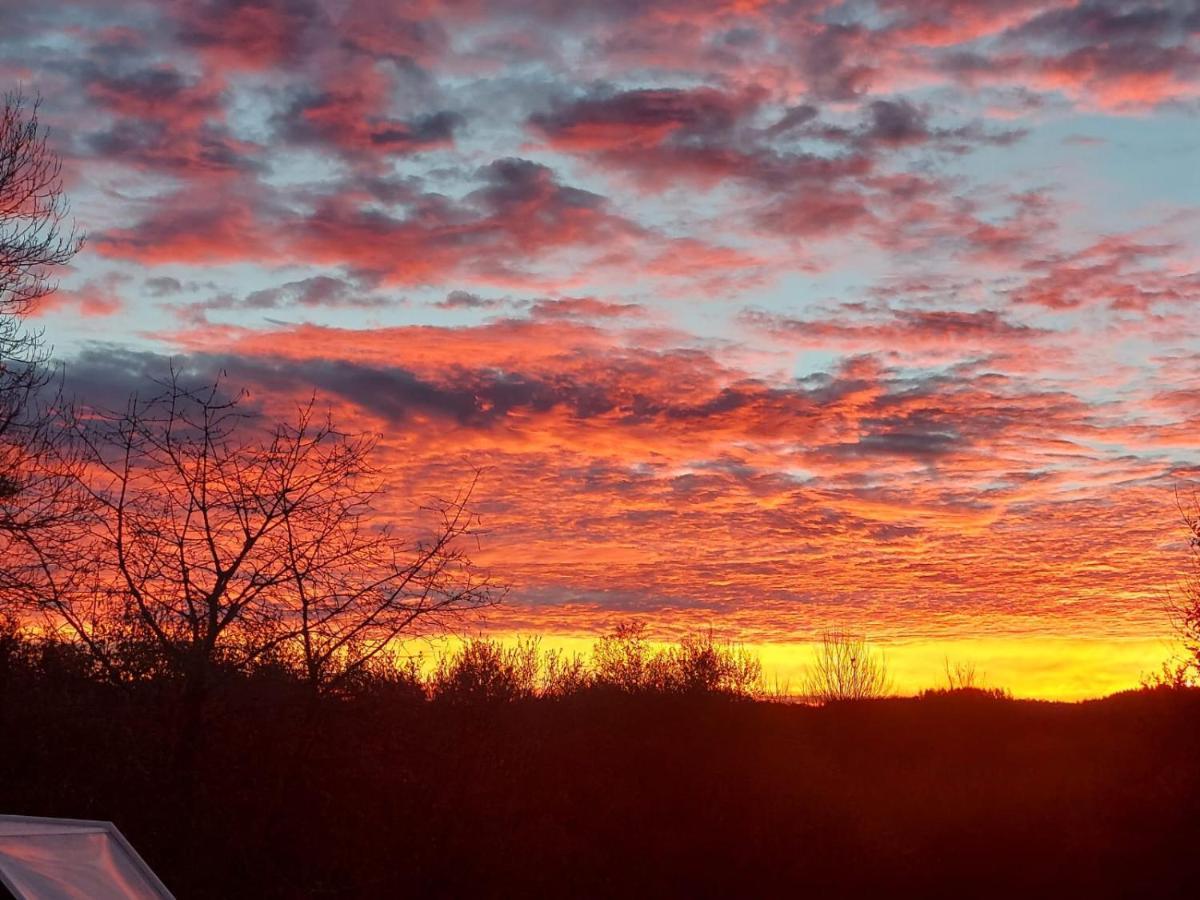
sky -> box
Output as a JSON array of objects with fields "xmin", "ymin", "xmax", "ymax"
[{"xmin": 4, "ymin": 0, "xmax": 1200, "ymax": 697}]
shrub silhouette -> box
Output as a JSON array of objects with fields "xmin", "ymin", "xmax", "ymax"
[
  {"xmin": 430, "ymin": 637, "xmax": 540, "ymax": 704},
  {"xmin": 589, "ymin": 621, "xmax": 764, "ymax": 697},
  {"xmin": 802, "ymin": 630, "xmax": 892, "ymax": 702},
  {"xmin": 591, "ymin": 620, "xmax": 662, "ymax": 692},
  {"xmin": 1140, "ymin": 658, "xmax": 1194, "ymax": 690},
  {"xmin": 919, "ymin": 658, "xmax": 1012, "ymax": 700},
  {"xmin": 425, "ymin": 627, "xmax": 765, "ymax": 702},
  {"xmin": 540, "ymin": 646, "xmax": 591, "ymax": 697},
  {"xmin": 661, "ymin": 630, "xmax": 764, "ymax": 696}
]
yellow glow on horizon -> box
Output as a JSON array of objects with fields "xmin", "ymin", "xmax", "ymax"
[
  {"xmin": 756, "ymin": 636, "xmax": 1176, "ymax": 700},
  {"xmin": 426, "ymin": 632, "xmax": 1180, "ymax": 701}
]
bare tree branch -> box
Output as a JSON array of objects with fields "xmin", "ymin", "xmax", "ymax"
[
  {"xmin": 0, "ymin": 89, "xmax": 85, "ymax": 606},
  {"xmin": 53, "ymin": 371, "xmax": 499, "ymax": 698}
]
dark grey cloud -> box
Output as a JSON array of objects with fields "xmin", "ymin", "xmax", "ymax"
[
  {"xmin": 861, "ymin": 99, "xmax": 930, "ymax": 146},
  {"xmin": 143, "ymin": 276, "xmax": 183, "ymax": 296},
  {"xmin": 471, "ymin": 157, "xmax": 606, "ymax": 217},
  {"xmin": 1008, "ymin": 0, "xmax": 1200, "ymax": 47},
  {"xmin": 242, "ymin": 275, "xmax": 385, "ymax": 309},
  {"xmin": 277, "ymin": 88, "xmax": 463, "ymax": 156},
  {"xmin": 436, "ymin": 290, "xmax": 509, "ymax": 310},
  {"xmin": 530, "ymin": 86, "xmax": 746, "ymax": 142}
]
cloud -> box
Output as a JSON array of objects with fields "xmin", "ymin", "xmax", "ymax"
[
  {"xmin": 172, "ymin": 0, "xmax": 326, "ymax": 69},
  {"xmin": 529, "ymin": 86, "xmax": 752, "ymax": 153},
  {"xmin": 31, "ymin": 279, "xmax": 124, "ymax": 318},
  {"xmin": 12, "ymin": 0, "xmax": 1200, "ymax": 649},
  {"xmin": 151, "ymin": 317, "xmax": 1099, "ymax": 477},
  {"xmin": 1010, "ymin": 234, "xmax": 1200, "ymax": 310},
  {"xmin": 90, "ymin": 157, "xmax": 663, "ymax": 287},
  {"xmin": 940, "ymin": 0, "xmax": 1200, "ymax": 109},
  {"xmin": 143, "ymin": 276, "xmax": 183, "ymax": 297},
  {"xmin": 528, "ymin": 297, "xmax": 646, "ymax": 320},
  {"xmin": 741, "ymin": 306, "xmax": 1047, "ymax": 359},
  {"xmin": 168, "ymin": 275, "xmax": 395, "ymax": 323},
  {"xmin": 436, "ymin": 290, "xmax": 508, "ymax": 310},
  {"xmin": 278, "ymin": 82, "xmax": 462, "ymax": 159},
  {"xmin": 61, "ymin": 313, "xmax": 1185, "ymax": 642},
  {"xmin": 285, "ymin": 157, "xmax": 645, "ymax": 285},
  {"xmin": 92, "ymin": 188, "xmax": 269, "ymax": 264}
]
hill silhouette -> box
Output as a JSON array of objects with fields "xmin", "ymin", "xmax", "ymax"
[{"xmin": 2, "ymin": 628, "xmax": 1198, "ymax": 898}]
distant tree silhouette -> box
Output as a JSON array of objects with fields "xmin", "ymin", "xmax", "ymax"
[
  {"xmin": 4, "ymin": 614, "xmax": 1200, "ymax": 899},
  {"xmin": 1163, "ymin": 490, "xmax": 1200, "ymax": 684},
  {"xmin": 662, "ymin": 630, "xmax": 764, "ymax": 696},
  {"xmin": 539, "ymin": 645, "xmax": 590, "ymax": 697},
  {"xmin": 590, "ymin": 621, "xmax": 765, "ymax": 697},
  {"xmin": 943, "ymin": 658, "xmax": 979, "ymax": 690},
  {"xmin": 43, "ymin": 371, "xmax": 498, "ymax": 706},
  {"xmin": 419, "ymin": 627, "xmax": 766, "ymax": 703},
  {"xmin": 918, "ymin": 657, "xmax": 1012, "ymax": 700},
  {"xmin": 430, "ymin": 637, "xmax": 540, "ymax": 704},
  {"xmin": 802, "ymin": 630, "xmax": 892, "ymax": 702},
  {"xmin": 592, "ymin": 620, "xmax": 661, "ymax": 691},
  {"xmin": 0, "ymin": 90, "xmax": 84, "ymax": 604}
]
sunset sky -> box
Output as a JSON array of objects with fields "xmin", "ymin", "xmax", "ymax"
[{"xmin": 5, "ymin": 0, "xmax": 1200, "ymax": 697}]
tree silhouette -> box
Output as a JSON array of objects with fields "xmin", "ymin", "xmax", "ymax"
[
  {"xmin": 592, "ymin": 620, "xmax": 660, "ymax": 691},
  {"xmin": 0, "ymin": 90, "xmax": 84, "ymax": 602},
  {"xmin": 590, "ymin": 621, "xmax": 765, "ymax": 696},
  {"xmin": 0, "ymin": 92, "xmax": 80, "ymax": 318},
  {"xmin": 1162, "ymin": 490, "xmax": 1200, "ymax": 684},
  {"xmin": 430, "ymin": 637, "xmax": 540, "ymax": 704},
  {"xmin": 48, "ymin": 371, "xmax": 498, "ymax": 701}
]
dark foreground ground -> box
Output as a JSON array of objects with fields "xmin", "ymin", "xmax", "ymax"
[{"xmin": 3, "ymin": 672, "xmax": 1199, "ymax": 898}]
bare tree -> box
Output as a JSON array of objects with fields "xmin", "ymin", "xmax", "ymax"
[
  {"xmin": 802, "ymin": 631, "xmax": 892, "ymax": 703},
  {"xmin": 943, "ymin": 658, "xmax": 978, "ymax": 690},
  {"xmin": 50, "ymin": 371, "xmax": 498, "ymax": 702},
  {"xmin": 0, "ymin": 91, "xmax": 80, "ymax": 318},
  {"xmin": 1158, "ymin": 489, "xmax": 1200, "ymax": 685},
  {"xmin": 0, "ymin": 90, "xmax": 84, "ymax": 601},
  {"xmin": 281, "ymin": 455, "xmax": 497, "ymax": 692},
  {"xmin": 0, "ymin": 396, "xmax": 89, "ymax": 618}
]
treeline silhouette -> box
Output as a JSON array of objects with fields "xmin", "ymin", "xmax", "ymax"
[{"xmin": 3, "ymin": 618, "xmax": 1200, "ymax": 899}]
